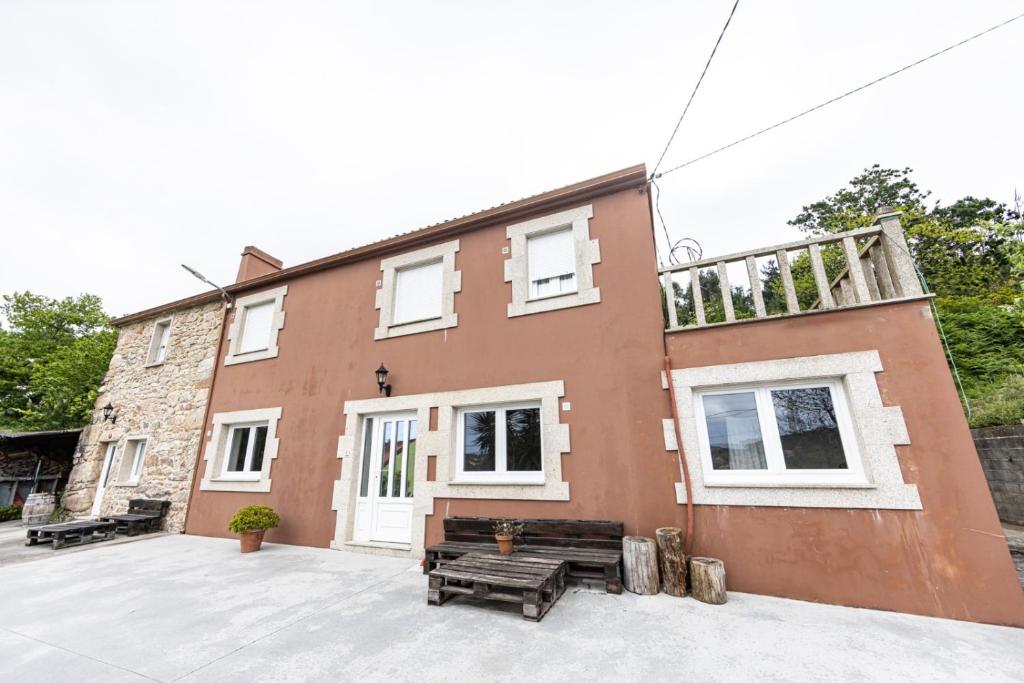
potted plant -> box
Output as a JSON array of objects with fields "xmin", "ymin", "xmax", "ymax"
[
  {"xmin": 493, "ymin": 519, "xmax": 524, "ymax": 555},
  {"xmin": 228, "ymin": 504, "xmax": 280, "ymax": 553}
]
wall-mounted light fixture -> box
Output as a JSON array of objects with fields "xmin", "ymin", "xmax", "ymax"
[
  {"xmin": 102, "ymin": 402, "xmax": 118, "ymax": 424},
  {"xmin": 375, "ymin": 363, "xmax": 392, "ymax": 397}
]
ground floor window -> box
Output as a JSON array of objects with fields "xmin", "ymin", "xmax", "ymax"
[
  {"xmin": 223, "ymin": 423, "xmax": 269, "ymax": 480},
  {"xmin": 456, "ymin": 403, "xmax": 543, "ymax": 483},
  {"xmin": 694, "ymin": 379, "xmax": 865, "ymax": 486},
  {"xmin": 200, "ymin": 406, "xmax": 282, "ymax": 493},
  {"xmin": 115, "ymin": 438, "xmax": 148, "ymax": 485}
]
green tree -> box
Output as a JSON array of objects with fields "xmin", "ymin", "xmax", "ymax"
[{"xmin": 0, "ymin": 292, "xmax": 116, "ymax": 430}]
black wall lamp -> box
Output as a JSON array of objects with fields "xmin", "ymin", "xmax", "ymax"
[
  {"xmin": 102, "ymin": 402, "xmax": 118, "ymax": 424},
  {"xmin": 375, "ymin": 363, "xmax": 392, "ymax": 397}
]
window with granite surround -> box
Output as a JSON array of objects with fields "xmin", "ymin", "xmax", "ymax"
[
  {"xmin": 224, "ymin": 286, "xmax": 287, "ymax": 366},
  {"xmin": 200, "ymin": 407, "xmax": 282, "ymax": 493},
  {"xmin": 374, "ymin": 240, "xmax": 460, "ymax": 340}
]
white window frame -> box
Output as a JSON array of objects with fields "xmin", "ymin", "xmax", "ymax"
[
  {"xmin": 455, "ymin": 402, "xmax": 545, "ymax": 484},
  {"xmin": 220, "ymin": 422, "xmax": 270, "ymax": 481},
  {"xmin": 115, "ymin": 437, "xmax": 148, "ymax": 486},
  {"xmin": 526, "ymin": 227, "xmax": 578, "ymax": 300},
  {"xmin": 694, "ymin": 379, "xmax": 866, "ymax": 487},
  {"xmin": 224, "ymin": 286, "xmax": 288, "ymax": 366},
  {"xmin": 145, "ymin": 317, "xmax": 172, "ymax": 366},
  {"xmin": 200, "ymin": 407, "xmax": 282, "ymax": 493},
  {"xmin": 505, "ymin": 204, "xmax": 600, "ymax": 317},
  {"xmin": 375, "ymin": 240, "xmax": 461, "ymax": 339}
]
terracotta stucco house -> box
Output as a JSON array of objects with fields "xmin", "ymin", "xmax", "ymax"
[{"xmin": 66, "ymin": 165, "xmax": 1024, "ymax": 626}]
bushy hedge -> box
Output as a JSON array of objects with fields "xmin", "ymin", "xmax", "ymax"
[{"xmin": 0, "ymin": 504, "xmax": 22, "ymax": 522}]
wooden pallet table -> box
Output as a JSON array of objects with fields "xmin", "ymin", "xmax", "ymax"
[
  {"xmin": 101, "ymin": 499, "xmax": 171, "ymax": 536},
  {"xmin": 427, "ymin": 552, "xmax": 567, "ymax": 621},
  {"xmin": 25, "ymin": 520, "xmax": 117, "ymax": 550}
]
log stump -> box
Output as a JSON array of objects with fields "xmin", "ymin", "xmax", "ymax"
[
  {"xmin": 656, "ymin": 527, "xmax": 687, "ymax": 597},
  {"xmin": 690, "ymin": 557, "xmax": 727, "ymax": 605},
  {"xmin": 622, "ymin": 536, "xmax": 659, "ymax": 595}
]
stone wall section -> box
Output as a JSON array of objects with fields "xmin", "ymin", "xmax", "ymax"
[
  {"xmin": 62, "ymin": 300, "xmax": 222, "ymax": 532},
  {"xmin": 972, "ymin": 424, "xmax": 1024, "ymax": 526}
]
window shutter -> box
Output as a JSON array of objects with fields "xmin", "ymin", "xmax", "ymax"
[
  {"xmin": 239, "ymin": 301, "xmax": 274, "ymax": 353},
  {"xmin": 527, "ymin": 228, "xmax": 576, "ymax": 282},
  {"xmin": 393, "ymin": 260, "xmax": 443, "ymax": 324}
]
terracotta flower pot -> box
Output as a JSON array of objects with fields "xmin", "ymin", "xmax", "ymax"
[
  {"xmin": 495, "ymin": 533, "xmax": 514, "ymax": 555},
  {"xmin": 239, "ymin": 529, "xmax": 266, "ymax": 553}
]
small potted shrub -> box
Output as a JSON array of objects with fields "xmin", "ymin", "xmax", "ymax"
[
  {"xmin": 493, "ymin": 519, "xmax": 524, "ymax": 555},
  {"xmin": 228, "ymin": 504, "xmax": 280, "ymax": 553}
]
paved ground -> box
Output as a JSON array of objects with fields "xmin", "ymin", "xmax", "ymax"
[
  {"xmin": 0, "ymin": 535, "xmax": 1021, "ymax": 682},
  {"xmin": 0, "ymin": 519, "xmax": 167, "ymax": 568}
]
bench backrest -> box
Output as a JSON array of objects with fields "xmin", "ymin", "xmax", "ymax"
[
  {"xmin": 128, "ymin": 499, "xmax": 172, "ymax": 517},
  {"xmin": 443, "ymin": 517, "xmax": 623, "ymax": 550}
]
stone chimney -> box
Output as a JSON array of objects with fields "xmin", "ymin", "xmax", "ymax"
[{"xmin": 236, "ymin": 246, "xmax": 283, "ymax": 283}]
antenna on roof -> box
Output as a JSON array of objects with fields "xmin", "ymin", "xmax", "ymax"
[{"xmin": 181, "ymin": 264, "xmax": 234, "ymax": 304}]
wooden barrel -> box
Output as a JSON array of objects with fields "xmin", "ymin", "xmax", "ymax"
[{"xmin": 21, "ymin": 492, "xmax": 56, "ymax": 526}]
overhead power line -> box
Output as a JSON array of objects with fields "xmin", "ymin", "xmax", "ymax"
[
  {"xmin": 651, "ymin": 0, "xmax": 741, "ymax": 178},
  {"xmin": 653, "ymin": 10, "xmax": 1024, "ymax": 179}
]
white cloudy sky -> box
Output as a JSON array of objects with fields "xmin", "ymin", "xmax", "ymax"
[{"xmin": 2, "ymin": 1, "xmax": 1021, "ymax": 317}]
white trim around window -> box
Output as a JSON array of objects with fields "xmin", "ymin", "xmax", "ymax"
[
  {"xmin": 665, "ymin": 350, "xmax": 922, "ymax": 510},
  {"xmin": 224, "ymin": 286, "xmax": 288, "ymax": 366},
  {"xmin": 145, "ymin": 317, "xmax": 172, "ymax": 366},
  {"xmin": 504, "ymin": 204, "xmax": 600, "ymax": 317},
  {"xmin": 455, "ymin": 402, "xmax": 545, "ymax": 484},
  {"xmin": 375, "ymin": 240, "xmax": 461, "ymax": 340},
  {"xmin": 200, "ymin": 407, "xmax": 282, "ymax": 492}
]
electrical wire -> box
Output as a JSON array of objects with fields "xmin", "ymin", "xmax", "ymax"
[
  {"xmin": 653, "ymin": 10, "xmax": 1024, "ymax": 179},
  {"xmin": 651, "ymin": 0, "xmax": 741, "ymax": 178}
]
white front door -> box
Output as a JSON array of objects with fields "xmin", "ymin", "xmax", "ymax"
[
  {"xmin": 90, "ymin": 443, "xmax": 117, "ymax": 517},
  {"xmin": 353, "ymin": 413, "xmax": 417, "ymax": 545}
]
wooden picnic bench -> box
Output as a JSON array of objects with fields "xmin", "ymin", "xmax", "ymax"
[
  {"xmin": 101, "ymin": 498, "xmax": 171, "ymax": 536},
  {"xmin": 425, "ymin": 517, "xmax": 624, "ymax": 594},
  {"xmin": 428, "ymin": 552, "xmax": 567, "ymax": 621},
  {"xmin": 26, "ymin": 520, "xmax": 117, "ymax": 550}
]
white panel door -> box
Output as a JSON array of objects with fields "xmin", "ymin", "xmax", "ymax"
[
  {"xmin": 352, "ymin": 414, "xmax": 417, "ymax": 545},
  {"xmin": 90, "ymin": 443, "xmax": 117, "ymax": 517}
]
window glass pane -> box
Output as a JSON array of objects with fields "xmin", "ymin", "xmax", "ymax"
[
  {"xmin": 132, "ymin": 441, "xmax": 146, "ymax": 477},
  {"xmin": 702, "ymin": 392, "xmax": 767, "ymax": 470},
  {"xmin": 405, "ymin": 420, "xmax": 417, "ymax": 498},
  {"xmin": 239, "ymin": 301, "xmax": 274, "ymax": 353},
  {"xmin": 392, "ymin": 421, "xmax": 406, "ymax": 497},
  {"xmin": 506, "ymin": 408, "xmax": 542, "ymax": 471},
  {"xmin": 379, "ymin": 421, "xmax": 392, "ymax": 497},
  {"xmin": 359, "ymin": 418, "xmax": 374, "ymax": 497},
  {"xmin": 772, "ymin": 387, "xmax": 848, "ymax": 470},
  {"xmin": 250, "ymin": 426, "xmax": 268, "ymax": 472},
  {"xmin": 393, "ymin": 260, "xmax": 443, "ymax": 325},
  {"xmin": 463, "ymin": 411, "xmax": 496, "ymax": 472},
  {"xmin": 101, "ymin": 444, "xmax": 116, "ymax": 486},
  {"xmin": 528, "ymin": 227, "xmax": 576, "ymax": 283},
  {"xmin": 227, "ymin": 429, "xmax": 250, "ymax": 472}
]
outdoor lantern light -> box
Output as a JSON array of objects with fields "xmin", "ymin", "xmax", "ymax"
[
  {"xmin": 375, "ymin": 363, "xmax": 392, "ymax": 397},
  {"xmin": 102, "ymin": 402, "xmax": 118, "ymax": 424}
]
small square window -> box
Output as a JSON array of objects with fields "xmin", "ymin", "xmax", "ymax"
[
  {"xmin": 456, "ymin": 404, "xmax": 542, "ymax": 482},
  {"xmin": 393, "ymin": 260, "xmax": 443, "ymax": 325},
  {"xmin": 527, "ymin": 228, "xmax": 577, "ymax": 300},
  {"xmin": 225, "ymin": 286, "xmax": 287, "ymax": 366},
  {"xmin": 146, "ymin": 319, "xmax": 172, "ymax": 365}
]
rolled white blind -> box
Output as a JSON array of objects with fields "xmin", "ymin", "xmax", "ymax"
[
  {"xmin": 528, "ymin": 228, "xmax": 575, "ymax": 282},
  {"xmin": 239, "ymin": 301, "xmax": 274, "ymax": 353},
  {"xmin": 393, "ymin": 260, "xmax": 443, "ymax": 324}
]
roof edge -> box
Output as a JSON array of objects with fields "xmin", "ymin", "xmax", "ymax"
[{"xmin": 111, "ymin": 163, "xmax": 647, "ymax": 326}]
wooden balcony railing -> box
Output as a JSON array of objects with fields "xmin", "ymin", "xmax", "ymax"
[{"xmin": 659, "ymin": 210, "xmax": 924, "ymax": 331}]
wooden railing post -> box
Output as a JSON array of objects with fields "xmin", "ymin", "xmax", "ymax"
[{"xmin": 874, "ymin": 209, "xmax": 924, "ymax": 297}]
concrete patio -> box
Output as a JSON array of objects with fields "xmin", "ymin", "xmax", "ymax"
[{"xmin": 0, "ymin": 534, "xmax": 1021, "ymax": 682}]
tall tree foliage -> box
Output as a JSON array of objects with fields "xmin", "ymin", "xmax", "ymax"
[{"xmin": 0, "ymin": 292, "xmax": 116, "ymax": 431}]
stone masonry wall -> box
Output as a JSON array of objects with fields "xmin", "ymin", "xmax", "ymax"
[
  {"xmin": 972, "ymin": 424, "xmax": 1024, "ymax": 526},
  {"xmin": 63, "ymin": 300, "xmax": 222, "ymax": 532}
]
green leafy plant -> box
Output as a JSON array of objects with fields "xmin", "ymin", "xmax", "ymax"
[
  {"xmin": 493, "ymin": 519, "xmax": 524, "ymax": 538},
  {"xmin": 228, "ymin": 504, "xmax": 280, "ymax": 534},
  {"xmin": 0, "ymin": 504, "xmax": 22, "ymax": 522}
]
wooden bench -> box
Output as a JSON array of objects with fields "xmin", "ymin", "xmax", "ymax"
[
  {"xmin": 26, "ymin": 520, "xmax": 117, "ymax": 550},
  {"xmin": 428, "ymin": 552, "xmax": 567, "ymax": 621},
  {"xmin": 425, "ymin": 517, "xmax": 624, "ymax": 594},
  {"xmin": 101, "ymin": 499, "xmax": 171, "ymax": 536}
]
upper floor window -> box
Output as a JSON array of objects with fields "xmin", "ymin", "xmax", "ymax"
[
  {"xmin": 527, "ymin": 228, "xmax": 577, "ymax": 299},
  {"xmin": 455, "ymin": 403, "xmax": 543, "ymax": 484},
  {"xmin": 693, "ymin": 379, "xmax": 865, "ymax": 487},
  {"xmin": 375, "ymin": 240, "xmax": 461, "ymax": 340},
  {"xmin": 505, "ymin": 204, "xmax": 600, "ymax": 317},
  {"xmin": 146, "ymin": 318, "xmax": 172, "ymax": 366},
  {"xmin": 224, "ymin": 286, "xmax": 288, "ymax": 366}
]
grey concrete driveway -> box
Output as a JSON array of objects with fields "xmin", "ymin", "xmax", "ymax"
[{"xmin": 0, "ymin": 534, "xmax": 1021, "ymax": 682}]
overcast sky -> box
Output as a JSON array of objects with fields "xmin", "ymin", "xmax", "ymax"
[{"xmin": 2, "ymin": 1, "xmax": 1021, "ymax": 318}]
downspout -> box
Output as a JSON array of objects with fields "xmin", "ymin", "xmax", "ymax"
[
  {"xmin": 182, "ymin": 299, "xmax": 230, "ymax": 533},
  {"xmin": 664, "ymin": 355, "xmax": 694, "ymax": 554}
]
